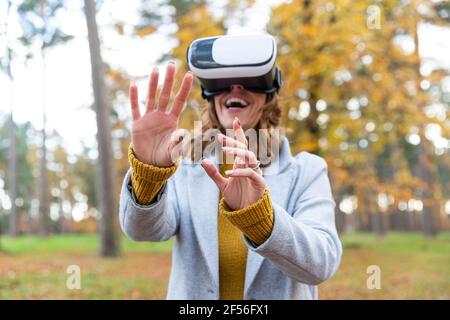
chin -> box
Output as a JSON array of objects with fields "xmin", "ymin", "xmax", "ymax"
[
  {"xmin": 219, "ymin": 107, "xmax": 249, "ymax": 124},
  {"xmin": 219, "ymin": 116, "xmax": 235, "ymax": 129}
]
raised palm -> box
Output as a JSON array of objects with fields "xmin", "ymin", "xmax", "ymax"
[{"xmin": 130, "ymin": 61, "xmax": 193, "ymax": 167}]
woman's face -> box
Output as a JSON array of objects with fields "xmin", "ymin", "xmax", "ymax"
[{"xmin": 214, "ymin": 84, "xmax": 267, "ymax": 130}]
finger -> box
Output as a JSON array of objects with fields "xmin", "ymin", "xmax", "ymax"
[
  {"xmin": 129, "ymin": 82, "xmax": 141, "ymax": 121},
  {"xmin": 219, "ymin": 131, "xmax": 248, "ymax": 168},
  {"xmin": 170, "ymin": 71, "xmax": 193, "ymax": 118},
  {"xmin": 233, "ymin": 117, "xmax": 248, "ymax": 147},
  {"xmin": 233, "ymin": 156, "xmax": 247, "ymax": 170},
  {"xmin": 222, "ymin": 146, "xmax": 258, "ymax": 166},
  {"xmin": 217, "ymin": 133, "xmax": 247, "ymax": 150},
  {"xmin": 146, "ymin": 67, "xmax": 159, "ymax": 112},
  {"xmin": 224, "ymin": 168, "xmax": 264, "ymax": 181},
  {"xmin": 158, "ymin": 61, "xmax": 176, "ymax": 112},
  {"xmin": 201, "ymin": 159, "xmax": 228, "ymax": 191}
]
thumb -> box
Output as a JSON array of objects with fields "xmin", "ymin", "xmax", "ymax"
[{"xmin": 201, "ymin": 159, "xmax": 227, "ymax": 191}]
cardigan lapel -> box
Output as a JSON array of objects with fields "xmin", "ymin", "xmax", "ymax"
[
  {"xmin": 244, "ymin": 137, "xmax": 295, "ymax": 294},
  {"xmin": 186, "ymin": 157, "xmax": 220, "ymax": 290}
]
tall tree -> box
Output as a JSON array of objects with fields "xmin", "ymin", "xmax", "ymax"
[
  {"xmin": 0, "ymin": 120, "xmax": 35, "ymax": 235},
  {"xmin": 84, "ymin": 0, "xmax": 120, "ymax": 257},
  {"xmin": 17, "ymin": 0, "xmax": 73, "ymax": 236},
  {"xmin": 0, "ymin": 0, "xmax": 19, "ymax": 236}
]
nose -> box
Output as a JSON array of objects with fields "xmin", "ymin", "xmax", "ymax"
[{"xmin": 230, "ymin": 84, "xmax": 244, "ymax": 91}]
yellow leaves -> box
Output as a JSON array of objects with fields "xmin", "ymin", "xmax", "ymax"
[
  {"xmin": 299, "ymin": 140, "xmax": 320, "ymax": 153},
  {"xmin": 164, "ymin": 4, "xmax": 225, "ymax": 130},
  {"xmin": 107, "ymin": 69, "xmax": 122, "ymax": 81},
  {"xmin": 298, "ymin": 24, "xmax": 317, "ymax": 37},
  {"xmin": 134, "ymin": 25, "xmax": 157, "ymax": 37},
  {"xmin": 173, "ymin": 5, "xmax": 223, "ymax": 63}
]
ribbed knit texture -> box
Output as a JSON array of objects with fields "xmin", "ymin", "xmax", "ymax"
[
  {"xmin": 128, "ymin": 144, "xmax": 177, "ymax": 205},
  {"xmin": 219, "ymin": 187, "xmax": 274, "ymax": 246},
  {"xmin": 128, "ymin": 145, "xmax": 274, "ymax": 300},
  {"xmin": 218, "ymin": 162, "xmax": 247, "ymax": 300}
]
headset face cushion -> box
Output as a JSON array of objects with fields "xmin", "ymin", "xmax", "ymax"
[{"xmin": 187, "ymin": 35, "xmax": 281, "ymax": 98}]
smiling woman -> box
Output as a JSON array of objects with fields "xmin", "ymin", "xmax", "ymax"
[{"xmin": 119, "ymin": 34, "xmax": 342, "ymax": 300}]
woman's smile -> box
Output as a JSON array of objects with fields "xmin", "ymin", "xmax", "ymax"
[
  {"xmin": 222, "ymin": 94, "xmax": 251, "ymax": 114},
  {"xmin": 215, "ymin": 84, "xmax": 266, "ymax": 129}
]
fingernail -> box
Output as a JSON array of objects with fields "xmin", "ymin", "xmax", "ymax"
[
  {"xmin": 225, "ymin": 170, "xmax": 234, "ymax": 175},
  {"xmin": 235, "ymin": 117, "xmax": 241, "ymax": 126}
]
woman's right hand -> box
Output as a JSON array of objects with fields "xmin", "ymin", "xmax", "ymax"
[{"xmin": 129, "ymin": 61, "xmax": 193, "ymax": 167}]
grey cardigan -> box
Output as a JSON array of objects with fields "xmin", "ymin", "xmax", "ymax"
[{"xmin": 119, "ymin": 137, "xmax": 342, "ymax": 300}]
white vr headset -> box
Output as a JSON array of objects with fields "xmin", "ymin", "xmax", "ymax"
[{"xmin": 186, "ymin": 34, "xmax": 282, "ymax": 100}]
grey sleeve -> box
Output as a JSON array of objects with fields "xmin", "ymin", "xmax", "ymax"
[
  {"xmin": 118, "ymin": 169, "xmax": 179, "ymax": 242},
  {"xmin": 244, "ymin": 156, "xmax": 342, "ymax": 285}
]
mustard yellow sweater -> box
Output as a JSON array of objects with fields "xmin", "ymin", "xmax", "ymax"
[{"xmin": 128, "ymin": 145, "xmax": 274, "ymax": 299}]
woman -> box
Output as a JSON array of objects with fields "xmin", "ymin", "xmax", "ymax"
[{"xmin": 119, "ymin": 60, "xmax": 342, "ymax": 300}]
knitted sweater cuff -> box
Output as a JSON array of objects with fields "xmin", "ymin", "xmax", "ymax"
[
  {"xmin": 219, "ymin": 187, "xmax": 274, "ymax": 245},
  {"xmin": 128, "ymin": 144, "xmax": 177, "ymax": 205}
]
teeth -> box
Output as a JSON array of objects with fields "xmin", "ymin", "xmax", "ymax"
[{"xmin": 225, "ymin": 97, "xmax": 249, "ymax": 107}]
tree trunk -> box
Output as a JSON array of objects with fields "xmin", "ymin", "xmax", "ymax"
[
  {"xmin": 38, "ymin": 0, "xmax": 49, "ymax": 236},
  {"xmin": 366, "ymin": 188, "xmax": 385, "ymax": 236},
  {"xmin": 370, "ymin": 212, "xmax": 386, "ymax": 236},
  {"xmin": 335, "ymin": 210, "xmax": 346, "ymax": 234},
  {"xmin": 84, "ymin": 0, "xmax": 119, "ymax": 257},
  {"xmin": 38, "ymin": 125, "xmax": 48, "ymax": 236},
  {"xmin": 38, "ymin": 51, "xmax": 48, "ymax": 237},
  {"xmin": 334, "ymin": 192, "xmax": 347, "ymax": 234},
  {"xmin": 413, "ymin": 24, "xmax": 438, "ymax": 237},
  {"xmin": 418, "ymin": 141, "xmax": 438, "ymax": 237},
  {"xmin": 5, "ymin": 0, "xmax": 17, "ymax": 238},
  {"xmin": 8, "ymin": 114, "xmax": 18, "ymax": 236}
]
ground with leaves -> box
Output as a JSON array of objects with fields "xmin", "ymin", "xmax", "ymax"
[{"xmin": 0, "ymin": 232, "xmax": 449, "ymax": 299}]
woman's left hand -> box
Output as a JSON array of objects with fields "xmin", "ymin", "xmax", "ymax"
[{"xmin": 201, "ymin": 118, "xmax": 266, "ymax": 210}]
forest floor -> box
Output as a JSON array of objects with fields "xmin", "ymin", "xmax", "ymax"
[{"xmin": 0, "ymin": 232, "xmax": 449, "ymax": 299}]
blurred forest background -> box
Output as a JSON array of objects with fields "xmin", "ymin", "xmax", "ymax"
[{"xmin": 0, "ymin": 0, "xmax": 449, "ymax": 299}]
